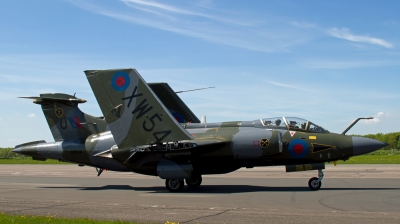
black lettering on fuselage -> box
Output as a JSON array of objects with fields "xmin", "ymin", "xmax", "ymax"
[
  {"xmin": 70, "ymin": 150, "xmax": 83, "ymax": 154},
  {"xmin": 122, "ymin": 85, "xmax": 172, "ymax": 143},
  {"xmin": 122, "ymin": 86, "xmax": 142, "ymax": 108},
  {"xmin": 143, "ymin": 113, "xmax": 161, "ymax": 132},
  {"xmin": 153, "ymin": 130, "xmax": 172, "ymax": 143},
  {"xmin": 132, "ymin": 99, "xmax": 153, "ymax": 119}
]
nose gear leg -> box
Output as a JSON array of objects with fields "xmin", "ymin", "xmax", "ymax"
[{"xmin": 308, "ymin": 169, "xmax": 324, "ymax": 190}]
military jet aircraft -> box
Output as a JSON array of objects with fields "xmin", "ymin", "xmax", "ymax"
[{"xmin": 13, "ymin": 68, "xmax": 387, "ymax": 192}]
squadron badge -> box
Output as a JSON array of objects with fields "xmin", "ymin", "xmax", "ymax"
[
  {"xmin": 55, "ymin": 108, "xmax": 63, "ymax": 117},
  {"xmin": 260, "ymin": 138, "xmax": 269, "ymax": 148}
]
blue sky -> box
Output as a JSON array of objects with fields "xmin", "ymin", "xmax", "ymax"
[{"xmin": 0, "ymin": 0, "xmax": 399, "ymax": 147}]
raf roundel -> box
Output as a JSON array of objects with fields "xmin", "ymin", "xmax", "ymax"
[
  {"xmin": 172, "ymin": 112, "xmax": 185, "ymax": 123},
  {"xmin": 111, "ymin": 71, "xmax": 130, "ymax": 92},
  {"xmin": 288, "ymin": 139, "xmax": 309, "ymax": 158}
]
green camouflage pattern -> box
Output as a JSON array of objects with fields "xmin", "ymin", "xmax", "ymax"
[{"xmin": 12, "ymin": 68, "xmax": 388, "ymax": 191}]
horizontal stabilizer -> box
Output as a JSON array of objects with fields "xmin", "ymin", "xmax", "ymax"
[
  {"xmin": 18, "ymin": 93, "xmax": 107, "ymax": 141},
  {"xmin": 19, "ymin": 93, "xmax": 87, "ymax": 105}
]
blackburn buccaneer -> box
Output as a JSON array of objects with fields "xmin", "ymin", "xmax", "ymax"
[{"xmin": 13, "ymin": 68, "xmax": 387, "ymax": 192}]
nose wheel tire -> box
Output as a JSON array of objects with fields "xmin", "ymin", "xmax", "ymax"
[
  {"xmin": 165, "ymin": 179, "xmax": 184, "ymax": 192},
  {"xmin": 308, "ymin": 177, "xmax": 322, "ymax": 190},
  {"xmin": 185, "ymin": 175, "xmax": 202, "ymax": 188}
]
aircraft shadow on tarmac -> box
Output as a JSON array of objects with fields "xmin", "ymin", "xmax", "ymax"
[{"xmin": 41, "ymin": 185, "xmax": 400, "ymax": 194}]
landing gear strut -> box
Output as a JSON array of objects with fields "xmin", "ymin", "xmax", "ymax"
[
  {"xmin": 165, "ymin": 179, "xmax": 184, "ymax": 192},
  {"xmin": 96, "ymin": 168, "xmax": 104, "ymax": 177},
  {"xmin": 308, "ymin": 169, "xmax": 324, "ymax": 190}
]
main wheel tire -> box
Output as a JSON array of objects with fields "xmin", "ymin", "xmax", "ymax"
[
  {"xmin": 165, "ymin": 179, "xmax": 184, "ymax": 192},
  {"xmin": 185, "ymin": 175, "xmax": 202, "ymax": 188},
  {"xmin": 308, "ymin": 177, "xmax": 322, "ymax": 190}
]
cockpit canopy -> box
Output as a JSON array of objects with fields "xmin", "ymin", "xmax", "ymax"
[{"xmin": 260, "ymin": 117, "xmax": 329, "ymax": 133}]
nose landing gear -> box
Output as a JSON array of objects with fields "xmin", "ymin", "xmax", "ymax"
[{"xmin": 308, "ymin": 169, "xmax": 324, "ymax": 190}]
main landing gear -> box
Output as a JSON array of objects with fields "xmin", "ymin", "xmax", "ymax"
[
  {"xmin": 165, "ymin": 179, "xmax": 184, "ymax": 192},
  {"xmin": 308, "ymin": 169, "xmax": 324, "ymax": 190},
  {"xmin": 165, "ymin": 175, "xmax": 202, "ymax": 192},
  {"xmin": 185, "ymin": 175, "xmax": 202, "ymax": 188}
]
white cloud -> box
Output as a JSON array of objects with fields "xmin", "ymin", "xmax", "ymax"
[
  {"xmin": 0, "ymin": 118, "xmax": 2, "ymax": 121},
  {"xmin": 66, "ymin": 0, "xmax": 317, "ymax": 52},
  {"xmin": 290, "ymin": 21, "xmax": 317, "ymax": 29},
  {"xmin": 298, "ymin": 59, "xmax": 400, "ymax": 69},
  {"xmin": 123, "ymin": 0, "xmax": 256, "ymax": 27},
  {"xmin": 27, "ymin": 114, "xmax": 36, "ymax": 118},
  {"xmin": 328, "ymin": 28, "xmax": 393, "ymax": 49},
  {"xmin": 266, "ymin": 81, "xmax": 309, "ymax": 92},
  {"xmin": 362, "ymin": 112, "xmax": 389, "ymax": 124}
]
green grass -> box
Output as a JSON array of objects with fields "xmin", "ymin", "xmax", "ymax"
[
  {"xmin": 334, "ymin": 149, "xmax": 400, "ymax": 164},
  {"xmin": 0, "ymin": 158, "xmax": 67, "ymax": 164},
  {"xmin": 0, "ymin": 147, "xmax": 67, "ymax": 164},
  {"xmin": 336, "ymin": 155, "xmax": 400, "ymax": 164},
  {"xmin": 0, "ymin": 213, "xmax": 157, "ymax": 224}
]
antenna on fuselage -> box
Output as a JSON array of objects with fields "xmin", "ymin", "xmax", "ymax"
[{"xmin": 175, "ymin": 86, "xmax": 215, "ymax": 94}]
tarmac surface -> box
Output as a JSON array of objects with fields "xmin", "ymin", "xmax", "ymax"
[{"xmin": 1, "ymin": 164, "xmax": 400, "ymax": 223}]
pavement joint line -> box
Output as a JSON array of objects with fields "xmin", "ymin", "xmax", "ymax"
[
  {"xmin": 7, "ymin": 201, "xmax": 83, "ymax": 213},
  {"xmin": 180, "ymin": 209, "xmax": 233, "ymax": 224}
]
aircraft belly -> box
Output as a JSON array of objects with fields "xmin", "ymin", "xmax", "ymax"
[
  {"xmin": 90, "ymin": 156, "xmax": 130, "ymax": 171},
  {"xmin": 157, "ymin": 158, "xmax": 192, "ymax": 179}
]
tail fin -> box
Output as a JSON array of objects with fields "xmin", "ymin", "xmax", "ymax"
[
  {"xmin": 19, "ymin": 93, "xmax": 108, "ymax": 141},
  {"xmin": 84, "ymin": 68, "xmax": 193, "ymax": 148}
]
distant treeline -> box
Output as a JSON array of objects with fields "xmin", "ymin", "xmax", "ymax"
[
  {"xmin": 0, "ymin": 148, "xmax": 26, "ymax": 159},
  {"xmin": 1, "ymin": 132, "xmax": 399, "ymax": 158},
  {"xmin": 361, "ymin": 132, "xmax": 400, "ymax": 150}
]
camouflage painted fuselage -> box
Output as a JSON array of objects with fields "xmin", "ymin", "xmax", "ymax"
[
  {"xmin": 14, "ymin": 118, "xmax": 385, "ymax": 178},
  {"xmin": 13, "ymin": 69, "xmax": 387, "ymax": 183}
]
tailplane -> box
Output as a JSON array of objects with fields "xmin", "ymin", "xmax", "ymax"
[{"xmin": 20, "ymin": 93, "xmax": 108, "ymax": 141}]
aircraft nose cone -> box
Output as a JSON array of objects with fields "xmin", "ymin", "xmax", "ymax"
[
  {"xmin": 12, "ymin": 147, "xmax": 21, "ymax": 154},
  {"xmin": 352, "ymin": 136, "xmax": 388, "ymax": 156}
]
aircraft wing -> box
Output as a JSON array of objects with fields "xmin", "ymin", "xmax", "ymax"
[
  {"xmin": 84, "ymin": 68, "xmax": 193, "ymax": 149},
  {"xmin": 148, "ymin": 83, "xmax": 200, "ymax": 123}
]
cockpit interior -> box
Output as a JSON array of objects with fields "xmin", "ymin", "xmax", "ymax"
[{"xmin": 260, "ymin": 117, "xmax": 329, "ymax": 133}]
